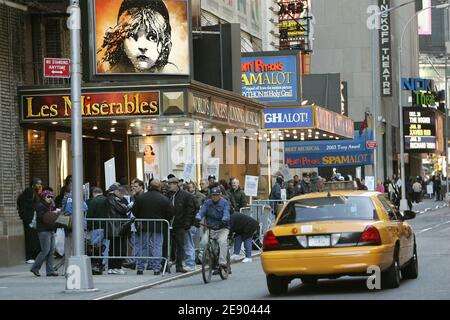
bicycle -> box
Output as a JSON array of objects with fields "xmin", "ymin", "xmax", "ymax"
[{"xmin": 200, "ymin": 224, "xmax": 232, "ymax": 284}]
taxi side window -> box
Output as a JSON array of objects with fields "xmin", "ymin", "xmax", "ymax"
[{"xmin": 378, "ymin": 196, "xmax": 400, "ymax": 221}]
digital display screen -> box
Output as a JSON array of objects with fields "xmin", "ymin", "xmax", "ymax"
[{"xmin": 403, "ymin": 108, "xmax": 437, "ymax": 153}]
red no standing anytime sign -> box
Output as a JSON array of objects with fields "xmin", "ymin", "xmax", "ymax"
[{"xmin": 43, "ymin": 58, "xmax": 70, "ymax": 78}]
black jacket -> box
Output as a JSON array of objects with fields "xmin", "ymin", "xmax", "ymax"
[
  {"xmin": 35, "ymin": 201, "xmax": 56, "ymax": 233},
  {"xmin": 171, "ymin": 189, "xmax": 196, "ymax": 229},
  {"xmin": 132, "ymin": 190, "xmax": 174, "ymax": 232},
  {"xmin": 229, "ymin": 188, "xmax": 247, "ymax": 212},
  {"xmin": 230, "ymin": 213, "xmax": 259, "ymax": 240},
  {"xmin": 105, "ymin": 194, "xmax": 129, "ymax": 237},
  {"xmin": 17, "ymin": 187, "xmax": 39, "ymax": 224}
]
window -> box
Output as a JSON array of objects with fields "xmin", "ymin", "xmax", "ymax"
[
  {"xmin": 277, "ymin": 196, "xmax": 378, "ymax": 225},
  {"xmin": 378, "ymin": 195, "xmax": 400, "ymax": 221}
]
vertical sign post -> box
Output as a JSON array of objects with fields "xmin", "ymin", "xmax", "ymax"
[{"xmin": 65, "ymin": 0, "xmax": 96, "ymax": 292}]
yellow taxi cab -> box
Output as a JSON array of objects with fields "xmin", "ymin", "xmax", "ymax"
[{"xmin": 261, "ymin": 191, "xmax": 418, "ymax": 295}]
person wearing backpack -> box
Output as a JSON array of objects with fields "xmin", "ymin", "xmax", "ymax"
[{"xmin": 17, "ymin": 177, "xmax": 43, "ymax": 264}]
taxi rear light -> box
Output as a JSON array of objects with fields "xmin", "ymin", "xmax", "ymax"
[
  {"xmin": 263, "ymin": 230, "xmax": 280, "ymax": 250},
  {"xmin": 358, "ymin": 225, "xmax": 381, "ymax": 245}
]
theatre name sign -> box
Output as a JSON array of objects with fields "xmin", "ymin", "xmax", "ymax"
[{"xmin": 21, "ymin": 91, "xmax": 160, "ymax": 121}]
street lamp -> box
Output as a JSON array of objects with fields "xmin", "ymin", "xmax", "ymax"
[{"xmin": 396, "ymin": 3, "xmax": 450, "ymax": 211}]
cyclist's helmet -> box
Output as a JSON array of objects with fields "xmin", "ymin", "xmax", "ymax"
[{"xmin": 210, "ymin": 187, "xmax": 221, "ymax": 195}]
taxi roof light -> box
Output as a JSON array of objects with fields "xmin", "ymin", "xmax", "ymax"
[
  {"xmin": 263, "ymin": 230, "xmax": 280, "ymax": 251},
  {"xmin": 358, "ymin": 225, "xmax": 381, "ymax": 245}
]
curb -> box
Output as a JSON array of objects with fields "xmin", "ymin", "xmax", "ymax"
[
  {"xmin": 415, "ymin": 203, "xmax": 448, "ymax": 215},
  {"xmin": 93, "ymin": 252, "xmax": 262, "ymax": 300}
]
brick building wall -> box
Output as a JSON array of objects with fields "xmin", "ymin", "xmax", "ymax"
[{"xmin": 0, "ymin": 2, "xmax": 28, "ymax": 267}]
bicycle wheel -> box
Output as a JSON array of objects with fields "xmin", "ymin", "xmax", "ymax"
[
  {"xmin": 202, "ymin": 244, "xmax": 213, "ymax": 284},
  {"xmin": 219, "ymin": 249, "xmax": 230, "ymax": 280}
]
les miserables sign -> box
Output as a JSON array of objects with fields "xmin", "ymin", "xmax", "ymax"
[{"xmin": 21, "ymin": 91, "xmax": 160, "ymax": 122}]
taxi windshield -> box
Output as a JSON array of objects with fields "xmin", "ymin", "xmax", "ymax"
[{"xmin": 277, "ymin": 196, "xmax": 378, "ymax": 225}]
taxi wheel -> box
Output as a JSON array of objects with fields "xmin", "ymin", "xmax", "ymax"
[
  {"xmin": 401, "ymin": 245, "xmax": 418, "ymax": 279},
  {"xmin": 266, "ymin": 275, "xmax": 289, "ymax": 295},
  {"xmin": 381, "ymin": 250, "xmax": 401, "ymax": 289}
]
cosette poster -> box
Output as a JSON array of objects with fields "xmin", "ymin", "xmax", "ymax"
[{"xmin": 94, "ymin": 0, "xmax": 190, "ymax": 75}]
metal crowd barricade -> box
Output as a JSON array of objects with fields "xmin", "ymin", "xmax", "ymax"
[
  {"xmin": 239, "ymin": 200, "xmax": 288, "ymax": 251},
  {"xmin": 85, "ymin": 218, "xmax": 171, "ymax": 275}
]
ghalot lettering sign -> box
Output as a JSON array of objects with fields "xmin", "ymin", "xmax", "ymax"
[
  {"xmin": 263, "ymin": 107, "xmax": 313, "ymax": 129},
  {"xmin": 379, "ymin": 0, "xmax": 393, "ymax": 97},
  {"xmin": 241, "ymin": 54, "xmax": 298, "ymax": 103},
  {"xmin": 22, "ymin": 91, "xmax": 159, "ymax": 121}
]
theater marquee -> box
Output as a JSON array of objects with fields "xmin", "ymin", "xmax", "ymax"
[{"xmin": 21, "ymin": 91, "xmax": 160, "ymax": 122}]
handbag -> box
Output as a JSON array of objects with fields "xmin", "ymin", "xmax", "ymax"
[
  {"xmin": 43, "ymin": 210, "xmax": 59, "ymax": 226},
  {"xmin": 55, "ymin": 214, "xmax": 71, "ymax": 227}
]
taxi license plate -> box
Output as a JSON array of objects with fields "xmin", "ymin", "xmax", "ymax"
[{"xmin": 308, "ymin": 235, "xmax": 331, "ymax": 247}]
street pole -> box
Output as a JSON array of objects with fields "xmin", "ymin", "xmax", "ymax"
[
  {"xmin": 445, "ymin": 54, "xmax": 449, "ymax": 201},
  {"xmin": 371, "ymin": 0, "xmax": 378, "ymax": 186},
  {"xmin": 397, "ymin": 12, "xmax": 419, "ymax": 212},
  {"xmin": 65, "ymin": 0, "xmax": 96, "ymax": 292}
]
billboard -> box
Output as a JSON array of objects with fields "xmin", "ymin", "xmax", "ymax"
[
  {"xmin": 263, "ymin": 107, "xmax": 313, "ymax": 129},
  {"xmin": 21, "ymin": 91, "xmax": 160, "ymax": 122},
  {"xmin": 86, "ymin": 0, "xmax": 190, "ymax": 77},
  {"xmin": 403, "ymin": 107, "xmax": 439, "ymax": 153},
  {"xmin": 284, "ymin": 130, "xmax": 374, "ymax": 168},
  {"xmin": 241, "ymin": 53, "xmax": 299, "ymax": 103}
]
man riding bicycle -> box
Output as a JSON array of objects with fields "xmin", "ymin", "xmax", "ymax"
[{"xmin": 194, "ymin": 187, "xmax": 230, "ymax": 270}]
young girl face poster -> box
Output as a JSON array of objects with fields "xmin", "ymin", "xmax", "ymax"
[{"xmin": 94, "ymin": 0, "xmax": 190, "ymax": 75}]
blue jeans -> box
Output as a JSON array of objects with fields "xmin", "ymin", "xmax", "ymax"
[
  {"xmin": 184, "ymin": 226, "xmax": 197, "ymax": 269},
  {"xmin": 31, "ymin": 231, "xmax": 55, "ymax": 274},
  {"xmin": 233, "ymin": 235, "xmax": 252, "ymax": 258},
  {"xmin": 127, "ymin": 232, "xmax": 140, "ymax": 265},
  {"xmin": 137, "ymin": 231, "xmax": 163, "ymax": 272}
]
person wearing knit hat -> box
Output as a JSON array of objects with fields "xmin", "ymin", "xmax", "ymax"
[{"xmin": 30, "ymin": 186, "xmax": 60, "ymax": 277}]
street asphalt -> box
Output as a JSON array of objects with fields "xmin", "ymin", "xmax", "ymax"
[{"xmin": 121, "ymin": 200, "xmax": 450, "ymax": 300}]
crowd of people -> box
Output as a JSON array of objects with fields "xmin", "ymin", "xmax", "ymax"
[{"xmin": 17, "ymin": 174, "xmax": 257, "ymax": 277}]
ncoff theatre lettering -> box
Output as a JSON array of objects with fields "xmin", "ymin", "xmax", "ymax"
[{"xmin": 23, "ymin": 92, "xmax": 159, "ymax": 120}]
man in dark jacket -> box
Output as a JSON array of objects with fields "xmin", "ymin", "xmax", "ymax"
[
  {"xmin": 269, "ymin": 176, "xmax": 284, "ymax": 216},
  {"xmin": 229, "ymin": 178, "xmax": 247, "ymax": 213},
  {"xmin": 105, "ymin": 184, "xmax": 130, "ymax": 275},
  {"xmin": 17, "ymin": 177, "xmax": 43, "ymax": 263},
  {"xmin": 168, "ymin": 177, "xmax": 196, "ymax": 273},
  {"xmin": 86, "ymin": 187, "xmax": 107, "ymax": 274},
  {"xmin": 132, "ymin": 179, "xmax": 174, "ymax": 275},
  {"xmin": 229, "ymin": 213, "xmax": 259, "ymax": 263}
]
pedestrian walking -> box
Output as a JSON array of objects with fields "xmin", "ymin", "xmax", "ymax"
[
  {"xmin": 168, "ymin": 177, "xmax": 196, "ymax": 273},
  {"xmin": 30, "ymin": 190, "xmax": 60, "ymax": 277},
  {"xmin": 132, "ymin": 179, "xmax": 174, "ymax": 275},
  {"xmin": 17, "ymin": 177, "xmax": 43, "ymax": 264},
  {"xmin": 229, "ymin": 213, "xmax": 259, "ymax": 263}
]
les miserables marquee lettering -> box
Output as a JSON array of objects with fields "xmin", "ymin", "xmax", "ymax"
[{"xmin": 22, "ymin": 91, "xmax": 160, "ymax": 121}]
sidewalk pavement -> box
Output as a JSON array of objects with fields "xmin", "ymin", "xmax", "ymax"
[{"xmin": 0, "ymin": 251, "xmax": 262, "ymax": 300}]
